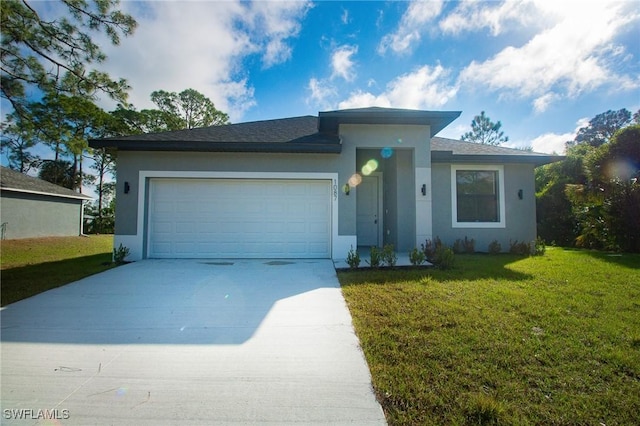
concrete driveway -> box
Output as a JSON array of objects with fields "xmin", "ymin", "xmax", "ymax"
[{"xmin": 1, "ymin": 259, "xmax": 386, "ymax": 425}]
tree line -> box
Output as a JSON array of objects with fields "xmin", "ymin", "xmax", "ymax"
[
  {"xmin": 1, "ymin": 0, "xmax": 228, "ymax": 232},
  {"xmin": 536, "ymin": 109, "xmax": 640, "ymax": 253}
]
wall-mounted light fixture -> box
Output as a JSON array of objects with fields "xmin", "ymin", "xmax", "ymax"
[
  {"xmin": 421, "ymin": 184, "xmax": 427, "ymax": 196},
  {"xmin": 343, "ymin": 183, "xmax": 350, "ymax": 196},
  {"xmin": 124, "ymin": 181, "xmax": 130, "ymax": 194},
  {"xmin": 518, "ymin": 189, "xmax": 523, "ymax": 200}
]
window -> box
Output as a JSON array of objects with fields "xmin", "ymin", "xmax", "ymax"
[{"xmin": 451, "ymin": 165, "xmax": 505, "ymax": 228}]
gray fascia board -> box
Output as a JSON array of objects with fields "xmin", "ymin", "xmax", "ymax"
[
  {"xmin": 431, "ymin": 151, "xmax": 565, "ymax": 166},
  {"xmin": 318, "ymin": 110, "xmax": 461, "ymax": 137},
  {"xmin": 89, "ymin": 140, "xmax": 342, "ymax": 154}
]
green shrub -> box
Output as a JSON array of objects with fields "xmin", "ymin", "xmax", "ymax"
[
  {"xmin": 382, "ymin": 244, "xmax": 397, "ymax": 267},
  {"xmin": 113, "ymin": 243, "xmax": 130, "ymax": 264},
  {"xmin": 421, "ymin": 237, "xmax": 442, "ymax": 262},
  {"xmin": 454, "ymin": 236, "xmax": 476, "ymax": 254},
  {"xmin": 346, "ymin": 246, "xmax": 360, "ymax": 269},
  {"xmin": 433, "ymin": 246, "xmax": 455, "ymax": 270},
  {"xmin": 509, "ymin": 240, "xmax": 530, "ymax": 256},
  {"xmin": 532, "ymin": 236, "xmax": 546, "ymax": 256},
  {"xmin": 366, "ymin": 246, "xmax": 382, "ymax": 268},
  {"xmin": 409, "ymin": 247, "xmax": 426, "ymax": 266},
  {"xmin": 488, "ymin": 239, "xmax": 502, "ymax": 254},
  {"xmin": 453, "ymin": 238, "xmax": 464, "ymax": 254}
]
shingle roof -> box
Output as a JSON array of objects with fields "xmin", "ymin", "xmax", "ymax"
[
  {"xmin": 0, "ymin": 167, "xmax": 92, "ymax": 200},
  {"xmin": 91, "ymin": 116, "xmax": 341, "ymax": 153},
  {"xmin": 89, "ymin": 109, "xmax": 562, "ymax": 166},
  {"xmin": 431, "ymin": 137, "xmax": 563, "ymax": 165},
  {"xmin": 90, "ymin": 108, "xmax": 462, "ymax": 152}
]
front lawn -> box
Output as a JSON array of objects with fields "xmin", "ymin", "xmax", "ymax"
[
  {"xmin": 339, "ymin": 248, "xmax": 640, "ymax": 425},
  {"xmin": 1, "ymin": 235, "xmax": 115, "ymax": 306}
]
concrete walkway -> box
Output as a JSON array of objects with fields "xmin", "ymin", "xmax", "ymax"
[{"xmin": 1, "ymin": 259, "xmax": 386, "ymax": 425}]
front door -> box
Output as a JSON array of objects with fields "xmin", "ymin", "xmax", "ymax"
[{"xmin": 356, "ymin": 173, "xmax": 383, "ymax": 247}]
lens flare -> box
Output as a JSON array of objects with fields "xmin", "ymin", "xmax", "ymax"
[
  {"xmin": 397, "ymin": 138, "xmax": 403, "ymax": 144},
  {"xmin": 362, "ymin": 159, "xmax": 379, "ymax": 176},
  {"xmin": 348, "ymin": 173, "xmax": 362, "ymax": 187},
  {"xmin": 381, "ymin": 147, "xmax": 393, "ymax": 158}
]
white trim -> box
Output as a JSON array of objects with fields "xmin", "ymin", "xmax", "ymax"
[
  {"xmin": 0, "ymin": 187, "xmax": 92, "ymax": 201},
  {"xmin": 451, "ymin": 164, "xmax": 506, "ymax": 229},
  {"xmin": 134, "ymin": 170, "xmax": 339, "ymax": 260}
]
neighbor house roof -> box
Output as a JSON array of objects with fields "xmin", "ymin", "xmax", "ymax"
[
  {"xmin": 89, "ymin": 108, "xmax": 461, "ymax": 153},
  {"xmin": 431, "ymin": 137, "xmax": 563, "ymax": 166},
  {"xmin": 0, "ymin": 167, "xmax": 92, "ymax": 200}
]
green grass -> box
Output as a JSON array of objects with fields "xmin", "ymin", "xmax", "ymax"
[
  {"xmin": 1, "ymin": 235, "xmax": 115, "ymax": 306},
  {"xmin": 339, "ymin": 248, "xmax": 640, "ymax": 425}
]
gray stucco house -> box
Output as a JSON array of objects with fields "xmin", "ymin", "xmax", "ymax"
[
  {"xmin": 0, "ymin": 166, "xmax": 91, "ymax": 239},
  {"xmin": 90, "ymin": 107, "xmax": 560, "ymax": 261}
]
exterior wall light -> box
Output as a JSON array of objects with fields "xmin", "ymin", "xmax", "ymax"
[
  {"xmin": 518, "ymin": 189, "xmax": 523, "ymax": 200},
  {"xmin": 343, "ymin": 183, "xmax": 350, "ymax": 196},
  {"xmin": 124, "ymin": 181, "xmax": 130, "ymax": 194},
  {"xmin": 421, "ymin": 184, "xmax": 426, "ymax": 196}
]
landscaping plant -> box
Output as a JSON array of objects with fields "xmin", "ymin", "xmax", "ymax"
[{"xmin": 346, "ymin": 246, "xmax": 361, "ymax": 269}]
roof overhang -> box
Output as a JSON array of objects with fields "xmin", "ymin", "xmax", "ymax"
[
  {"xmin": 318, "ymin": 108, "xmax": 461, "ymax": 138},
  {"xmin": 89, "ymin": 140, "xmax": 342, "ymax": 154},
  {"xmin": 431, "ymin": 151, "xmax": 565, "ymax": 166},
  {"xmin": 0, "ymin": 187, "xmax": 93, "ymax": 201}
]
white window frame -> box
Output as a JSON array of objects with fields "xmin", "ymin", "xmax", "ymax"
[{"xmin": 451, "ymin": 164, "xmax": 506, "ymax": 228}]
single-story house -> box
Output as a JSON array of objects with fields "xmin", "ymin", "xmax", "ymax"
[
  {"xmin": 90, "ymin": 107, "xmax": 561, "ymax": 261},
  {"xmin": 0, "ymin": 166, "xmax": 92, "ymax": 239}
]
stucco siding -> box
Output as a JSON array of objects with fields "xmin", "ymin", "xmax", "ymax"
[
  {"xmin": 0, "ymin": 192, "xmax": 83, "ymax": 239},
  {"xmin": 115, "ymin": 151, "xmax": 351, "ymax": 236},
  {"xmin": 431, "ymin": 163, "xmax": 537, "ymax": 251},
  {"xmin": 343, "ymin": 124, "xmax": 428, "ymax": 251}
]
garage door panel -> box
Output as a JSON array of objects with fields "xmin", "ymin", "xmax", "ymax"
[{"xmin": 148, "ymin": 179, "xmax": 331, "ymax": 258}]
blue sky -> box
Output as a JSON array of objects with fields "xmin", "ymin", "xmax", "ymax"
[{"xmin": 13, "ymin": 1, "xmax": 640, "ymax": 156}]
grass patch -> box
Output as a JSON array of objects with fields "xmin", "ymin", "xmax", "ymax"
[
  {"xmin": 339, "ymin": 248, "xmax": 640, "ymax": 425},
  {"xmin": 1, "ymin": 235, "xmax": 115, "ymax": 306}
]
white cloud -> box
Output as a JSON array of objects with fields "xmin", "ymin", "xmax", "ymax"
[
  {"xmin": 341, "ymin": 7, "xmax": 349, "ymax": 25},
  {"xmin": 99, "ymin": 1, "xmax": 310, "ymax": 121},
  {"xmin": 532, "ymin": 92, "xmax": 560, "ymax": 114},
  {"xmin": 307, "ymin": 78, "xmax": 337, "ymax": 110},
  {"xmin": 457, "ymin": 1, "xmax": 640, "ymax": 110},
  {"xmin": 378, "ymin": 0, "xmax": 444, "ymax": 55},
  {"xmin": 338, "ymin": 64, "xmax": 457, "ymax": 109},
  {"xmin": 439, "ymin": 0, "xmax": 538, "ymax": 36},
  {"xmin": 331, "ymin": 45, "xmax": 358, "ymax": 81},
  {"xmin": 247, "ymin": 1, "xmax": 312, "ymax": 68},
  {"xmin": 530, "ymin": 117, "xmax": 590, "ymax": 154}
]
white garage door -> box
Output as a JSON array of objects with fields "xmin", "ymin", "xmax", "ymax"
[{"xmin": 147, "ymin": 179, "xmax": 331, "ymax": 258}]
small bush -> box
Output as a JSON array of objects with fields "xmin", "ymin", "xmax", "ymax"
[
  {"xmin": 532, "ymin": 236, "xmax": 546, "ymax": 256},
  {"xmin": 488, "ymin": 240, "xmax": 502, "ymax": 254},
  {"xmin": 346, "ymin": 246, "xmax": 360, "ymax": 269},
  {"xmin": 113, "ymin": 243, "xmax": 130, "ymax": 264},
  {"xmin": 409, "ymin": 247, "xmax": 426, "ymax": 266},
  {"xmin": 464, "ymin": 237, "xmax": 475, "ymax": 254},
  {"xmin": 382, "ymin": 244, "xmax": 397, "ymax": 268},
  {"xmin": 509, "ymin": 240, "xmax": 531, "ymax": 256},
  {"xmin": 453, "ymin": 238, "xmax": 464, "ymax": 254},
  {"xmin": 421, "ymin": 237, "xmax": 442, "ymax": 262},
  {"xmin": 433, "ymin": 246, "xmax": 455, "ymax": 270},
  {"xmin": 453, "ymin": 236, "xmax": 476, "ymax": 254},
  {"xmin": 366, "ymin": 246, "xmax": 382, "ymax": 268}
]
